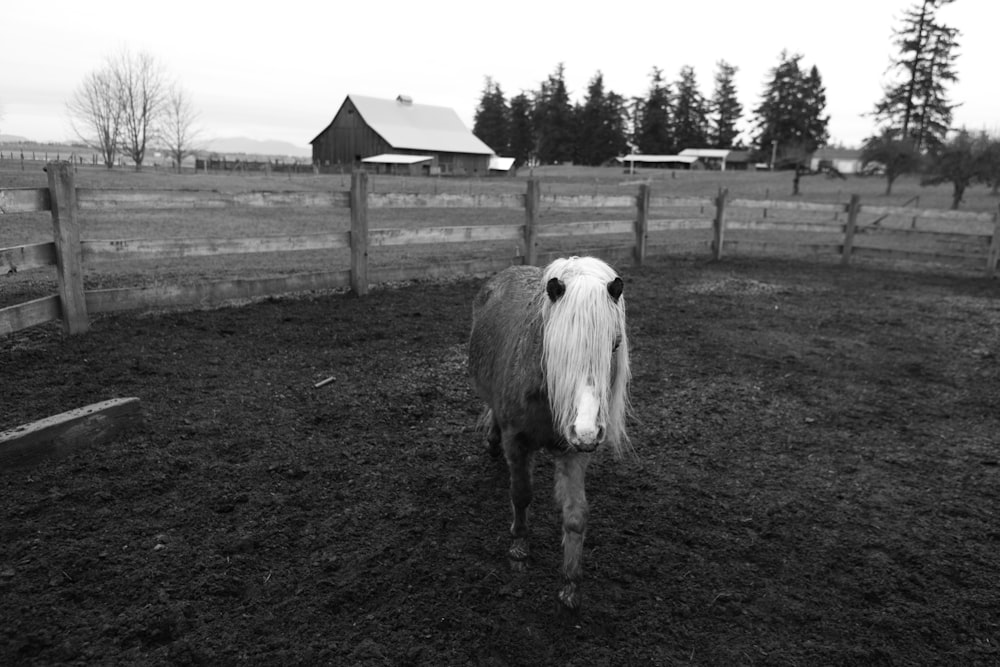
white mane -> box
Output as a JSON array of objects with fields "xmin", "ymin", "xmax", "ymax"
[{"xmin": 541, "ymin": 257, "xmax": 631, "ymax": 457}]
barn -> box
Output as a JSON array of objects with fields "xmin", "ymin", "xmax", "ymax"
[{"xmin": 310, "ymin": 94, "xmax": 495, "ymax": 176}]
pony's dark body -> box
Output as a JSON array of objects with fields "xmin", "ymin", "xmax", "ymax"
[
  {"xmin": 469, "ymin": 266, "xmax": 560, "ymax": 454},
  {"xmin": 468, "ymin": 258, "xmax": 629, "ymax": 611}
]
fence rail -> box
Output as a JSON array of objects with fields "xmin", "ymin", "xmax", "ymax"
[{"xmin": 2, "ymin": 162, "xmax": 998, "ymax": 337}]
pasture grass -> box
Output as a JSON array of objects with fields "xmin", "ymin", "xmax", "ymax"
[{"xmin": 3, "ymin": 159, "xmax": 1000, "ymax": 212}]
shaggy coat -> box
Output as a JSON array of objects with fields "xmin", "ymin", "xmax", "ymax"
[
  {"xmin": 467, "ymin": 256, "xmax": 631, "ymax": 609},
  {"xmin": 468, "ymin": 257, "xmax": 630, "ymax": 456}
]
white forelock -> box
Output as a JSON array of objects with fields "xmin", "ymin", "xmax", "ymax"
[{"xmin": 540, "ymin": 257, "xmax": 631, "ymax": 456}]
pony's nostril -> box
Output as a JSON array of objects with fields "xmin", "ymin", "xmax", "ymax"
[{"xmin": 596, "ymin": 425, "xmax": 606, "ymax": 443}]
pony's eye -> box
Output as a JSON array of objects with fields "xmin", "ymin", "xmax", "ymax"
[{"xmin": 612, "ymin": 338, "xmax": 621, "ymax": 352}]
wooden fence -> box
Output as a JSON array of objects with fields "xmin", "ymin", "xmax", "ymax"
[{"xmin": 2, "ymin": 162, "xmax": 998, "ymax": 337}]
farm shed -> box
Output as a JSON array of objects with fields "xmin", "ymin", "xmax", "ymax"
[
  {"xmin": 360, "ymin": 153, "xmax": 433, "ymax": 176},
  {"xmin": 310, "ymin": 94, "xmax": 494, "ymax": 176},
  {"xmin": 724, "ymin": 150, "xmax": 753, "ymax": 171},
  {"xmin": 617, "ymin": 154, "xmax": 701, "ymax": 172},
  {"xmin": 810, "ymin": 147, "xmax": 863, "ymax": 174},
  {"xmin": 488, "ymin": 156, "xmax": 516, "ymax": 175},
  {"xmin": 679, "ymin": 148, "xmax": 731, "ymax": 170}
]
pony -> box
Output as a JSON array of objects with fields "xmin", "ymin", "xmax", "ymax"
[{"xmin": 468, "ymin": 256, "xmax": 631, "ymax": 611}]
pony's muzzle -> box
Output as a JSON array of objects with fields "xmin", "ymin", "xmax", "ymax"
[
  {"xmin": 568, "ymin": 423, "xmax": 605, "ymax": 451},
  {"xmin": 568, "ymin": 383, "xmax": 605, "ymax": 451}
]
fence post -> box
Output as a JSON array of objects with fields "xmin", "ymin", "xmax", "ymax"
[
  {"xmin": 349, "ymin": 170, "xmax": 369, "ymax": 296},
  {"xmin": 46, "ymin": 161, "xmax": 89, "ymax": 334},
  {"xmin": 986, "ymin": 204, "xmax": 1000, "ymax": 278},
  {"xmin": 634, "ymin": 183, "xmax": 650, "ymax": 266},
  {"xmin": 711, "ymin": 187, "xmax": 728, "ymax": 261},
  {"xmin": 524, "ymin": 178, "xmax": 540, "ymax": 266},
  {"xmin": 841, "ymin": 194, "xmax": 861, "ymax": 266}
]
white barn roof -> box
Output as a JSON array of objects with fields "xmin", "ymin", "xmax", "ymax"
[{"xmin": 348, "ymin": 95, "xmax": 494, "ymax": 156}]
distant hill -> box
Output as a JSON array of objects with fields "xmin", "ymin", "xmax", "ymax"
[
  {"xmin": 0, "ymin": 134, "xmax": 34, "ymax": 144},
  {"xmin": 202, "ymin": 137, "xmax": 311, "ymax": 158}
]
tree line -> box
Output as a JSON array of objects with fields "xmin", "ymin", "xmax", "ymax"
[
  {"xmin": 473, "ymin": 53, "xmax": 829, "ymax": 170},
  {"xmin": 475, "ymin": 0, "xmax": 997, "ymax": 209}
]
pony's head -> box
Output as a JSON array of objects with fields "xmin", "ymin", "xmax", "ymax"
[{"xmin": 541, "ymin": 256, "xmax": 631, "ymax": 457}]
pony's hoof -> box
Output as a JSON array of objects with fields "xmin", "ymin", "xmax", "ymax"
[
  {"xmin": 558, "ymin": 582, "xmax": 582, "ymax": 611},
  {"xmin": 508, "ymin": 538, "xmax": 529, "ymax": 571}
]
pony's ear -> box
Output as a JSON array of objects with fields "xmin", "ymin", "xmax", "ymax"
[
  {"xmin": 546, "ymin": 277, "xmax": 566, "ymax": 302},
  {"xmin": 608, "ymin": 277, "xmax": 624, "ymax": 301}
]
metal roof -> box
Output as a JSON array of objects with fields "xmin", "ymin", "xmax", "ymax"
[
  {"xmin": 347, "ymin": 95, "xmax": 494, "ymax": 155},
  {"xmin": 361, "ymin": 153, "xmax": 433, "ymax": 164},
  {"xmin": 489, "ymin": 156, "xmax": 516, "ymax": 171},
  {"xmin": 679, "ymin": 148, "xmax": 730, "ymax": 159},
  {"xmin": 617, "ymin": 154, "xmax": 699, "ymax": 164}
]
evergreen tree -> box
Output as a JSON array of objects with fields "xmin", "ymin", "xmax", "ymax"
[
  {"xmin": 801, "ymin": 65, "xmax": 829, "ymax": 151},
  {"xmin": 533, "ymin": 63, "xmax": 575, "ymax": 164},
  {"xmin": 574, "ymin": 71, "xmax": 629, "ymax": 166},
  {"xmin": 508, "ymin": 92, "xmax": 534, "ymax": 167},
  {"xmin": 604, "ymin": 92, "xmax": 630, "ymax": 160},
  {"xmin": 472, "ymin": 76, "xmax": 510, "ymax": 155},
  {"xmin": 752, "ymin": 51, "xmax": 829, "ymax": 166},
  {"xmin": 872, "ymin": 0, "xmax": 959, "ymax": 152},
  {"xmin": 709, "ymin": 60, "xmax": 743, "ymax": 148},
  {"xmin": 672, "ymin": 65, "xmax": 710, "ymax": 151},
  {"xmin": 635, "ymin": 67, "xmax": 673, "ymax": 155},
  {"xmin": 911, "ymin": 23, "xmax": 960, "ymax": 150}
]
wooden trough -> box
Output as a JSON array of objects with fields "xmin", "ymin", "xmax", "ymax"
[{"xmin": 0, "ymin": 397, "xmax": 142, "ymax": 470}]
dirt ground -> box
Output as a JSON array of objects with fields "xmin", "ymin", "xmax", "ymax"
[{"xmin": 2, "ymin": 256, "xmax": 999, "ymax": 666}]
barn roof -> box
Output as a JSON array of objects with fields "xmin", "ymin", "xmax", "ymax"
[{"xmin": 314, "ymin": 95, "xmax": 494, "ymax": 156}]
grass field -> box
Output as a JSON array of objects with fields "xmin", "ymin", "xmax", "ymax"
[{"xmin": 2, "ymin": 157, "xmax": 1000, "ymax": 211}]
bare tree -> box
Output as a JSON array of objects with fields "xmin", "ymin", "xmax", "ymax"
[
  {"xmin": 112, "ymin": 48, "xmax": 168, "ymax": 171},
  {"xmin": 161, "ymin": 85, "xmax": 202, "ymax": 172},
  {"xmin": 922, "ymin": 129, "xmax": 986, "ymax": 210},
  {"xmin": 67, "ymin": 66, "xmax": 123, "ymax": 169},
  {"xmin": 861, "ymin": 128, "xmax": 923, "ymax": 195}
]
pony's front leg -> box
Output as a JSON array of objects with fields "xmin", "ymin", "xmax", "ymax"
[
  {"xmin": 504, "ymin": 434, "xmax": 534, "ymax": 571},
  {"xmin": 554, "ymin": 452, "xmax": 591, "ymax": 610}
]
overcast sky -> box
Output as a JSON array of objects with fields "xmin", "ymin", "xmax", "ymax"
[{"xmin": 2, "ymin": 0, "xmax": 996, "ymax": 151}]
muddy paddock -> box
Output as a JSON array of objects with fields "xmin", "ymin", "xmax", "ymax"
[{"xmin": 2, "ymin": 257, "xmax": 998, "ymax": 665}]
